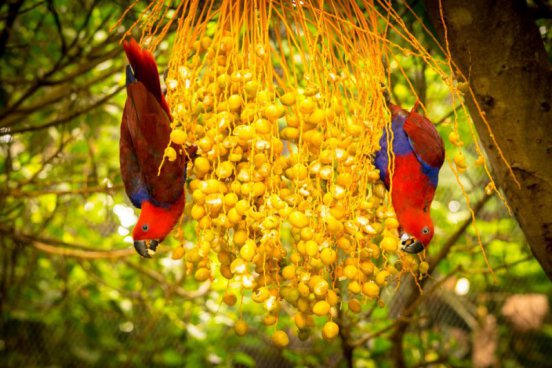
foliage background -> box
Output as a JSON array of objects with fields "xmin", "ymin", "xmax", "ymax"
[{"xmin": 1, "ymin": 1, "xmax": 551, "ymax": 367}]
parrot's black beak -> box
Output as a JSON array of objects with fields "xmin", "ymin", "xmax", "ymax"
[
  {"xmin": 400, "ymin": 233, "xmax": 425, "ymax": 254},
  {"xmin": 133, "ymin": 239, "xmax": 159, "ymax": 258}
]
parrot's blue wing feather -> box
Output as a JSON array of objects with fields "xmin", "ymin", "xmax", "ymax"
[
  {"xmin": 120, "ymin": 106, "xmax": 149, "ymax": 208},
  {"xmin": 374, "ymin": 110, "xmax": 411, "ymax": 187}
]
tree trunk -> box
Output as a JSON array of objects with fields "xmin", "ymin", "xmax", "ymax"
[{"xmin": 424, "ymin": 0, "xmax": 552, "ymax": 279}]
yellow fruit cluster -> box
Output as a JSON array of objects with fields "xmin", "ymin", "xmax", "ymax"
[{"xmin": 148, "ymin": 0, "xmax": 425, "ymax": 344}]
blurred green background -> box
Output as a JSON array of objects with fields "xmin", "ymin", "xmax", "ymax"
[{"xmin": 1, "ymin": 1, "xmax": 551, "ymax": 367}]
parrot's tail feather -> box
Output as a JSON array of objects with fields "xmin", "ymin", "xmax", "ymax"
[{"xmin": 123, "ymin": 38, "xmax": 171, "ymax": 118}]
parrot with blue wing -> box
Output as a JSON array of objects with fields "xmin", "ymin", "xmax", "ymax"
[
  {"xmin": 120, "ymin": 38, "xmax": 193, "ymax": 258},
  {"xmin": 375, "ymin": 102, "xmax": 445, "ymax": 254}
]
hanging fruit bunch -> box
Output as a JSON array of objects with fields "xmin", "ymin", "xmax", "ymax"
[{"xmin": 118, "ymin": 0, "xmax": 443, "ymax": 344}]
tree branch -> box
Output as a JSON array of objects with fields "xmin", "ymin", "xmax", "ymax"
[
  {"xmin": 123, "ymin": 260, "xmax": 212, "ymax": 299},
  {"xmin": 0, "ymin": 226, "xmax": 135, "ymax": 259},
  {"xmin": 7, "ymin": 184, "xmax": 124, "ymax": 198},
  {"xmin": 388, "ymin": 192, "xmax": 492, "ymax": 368},
  {"xmin": 0, "ymin": 0, "xmax": 25, "ymax": 59},
  {"xmin": 3, "ymin": 86, "xmax": 124, "ymax": 135}
]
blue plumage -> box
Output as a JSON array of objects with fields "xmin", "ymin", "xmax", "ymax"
[
  {"xmin": 375, "ymin": 106, "xmax": 442, "ymax": 188},
  {"xmin": 375, "ymin": 112, "xmax": 411, "ymax": 183}
]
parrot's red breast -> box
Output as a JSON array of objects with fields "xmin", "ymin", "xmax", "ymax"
[
  {"xmin": 120, "ymin": 38, "xmax": 189, "ymax": 257},
  {"xmin": 374, "ymin": 102, "xmax": 445, "ymax": 253}
]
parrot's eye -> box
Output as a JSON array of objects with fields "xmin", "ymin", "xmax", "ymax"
[
  {"xmin": 142, "ymin": 224, "xmax": 149, "ymax": 232},
  {"xmin": 422, "ymin": 226, "xmax": 430, "ymax": 235}
]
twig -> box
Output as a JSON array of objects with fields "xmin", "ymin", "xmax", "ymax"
[
  {"xmin": 0, "ymin": 224, "xmax": 133, "ymax": 259},
  {"xmin": 8, "ymin": 184, "xmax": 123, "ymax": 198},
  {"xmin": 3, "ymin": 86, "xmax": 124, "ymax": 135},
  {"xmin": 32, "ymin": 241, "xmax": 134, "ymax": 259},
  {"xmin": 0, "ymin": 0, "xmax": 25, "ymax": 59},
  {"xmin": 124, "ymin": 260, "xmax": 212, "ymax": 299}
]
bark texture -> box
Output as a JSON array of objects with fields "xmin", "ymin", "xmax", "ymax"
[{"xmin": 425, "ymin": 0, "xmax": 552, "ymax": 279}]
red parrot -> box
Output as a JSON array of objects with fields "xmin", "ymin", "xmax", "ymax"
[
  {"xmin": 120, "ymin": 38, "xmax": 191, "ymax": 257},
  {"xmin": 375, "ymin": 102, "xmax": 445, "ymax": 253}
]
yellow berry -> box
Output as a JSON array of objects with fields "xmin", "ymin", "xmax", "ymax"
[
  {"xmin": 223, "ymin": 293, "xmax": 237, "ymax": 306},
  {"xmin": 305, "ymin": 240, "xmax": 318, "ymax": 257},
  {"xmin": 448, "ymin": 131, "xmax": 463, "ymax": 146},
  {"xmin": 299, "ymin": 97, "xmax": 315, "ymax": 114},
  {"xmin": 228, "ymin": 94, "xmax": 243, "ymax": 112},
  {"xmin": 305, "ymin": 108, "xmax": 325, "ymax": 124},
  {"xmin": 380, "ymin": 237, "xmax": 398, "ymax": 252},
  {"xmin": 164, "ymin": 146, "xmax": 177, "ymax": 161},
  {"xmin": 280, "ymin": 92, "xmax": 296, "ymax": 106},
  {"xmin": 348, "ymin": 299, "xmax": 362, "ymax": 313},
  {"xmin": 384, "ymin": 217, "xmax": 399, "ymax": 229},
  {"xmin": 234, "ymin": 320, "xmax": 248, "ymax": 336},
  {"xmin": 419, "ymin": 261, "xmax": 430, "ymax": 274},
  {"xmin": 223, "ymin": 192, "xmax": 238, "ymax": 208},
  {"xmin": 233, "ymin": 229, "xmax": 247, "ymax": 245},
  {"xmin": 289, "ymin": 211, "xmax": 308, "ymax": 228},
  {"xmin": 300, "ymin": 227, "xmax": 314, "ymax": 240},
  {"xmin": 170, "ymin": 129, "xmax": 187, "ymax": 145},
  {"xmin": 254, "ymin": 118, "xmax": 272, "ymax": 135},
  {"xmin": 281, "ymin": 127, "xmax": 300, "ymax": 140},
  {"xmin": 171, "ymin": 247, "xmax": 185, "ymax": 260},
  {"xmin": 343, "ymin": 265, "xmax": 358, "ymax": 280},
  {"xmin": 362, "ymin": 282, "xmax": 380, "ymax": 298},
  {"xmin": 200, "ymin": 36, "xmax": 212, "ymax": 50},
  {"xmin": 312, "ymin": 300, "xmax": 331, "ymax": 316},
  {"xmin": 264, "ymin": 104, "xmax": 285, "ymax": 120},
  {"xmin": 252, "ymin": 287, "xmax": 270, "ymax": 303},
  {"xmin": 194, "ymin": 157, "xmax": 210, "ymax": 174},
  {"xmin": 336, "ymin": 172, "xmax": 353, "ymax": 187},
  {"xmin": 348, "ymin": 281, "xmax": 361, "ymax": 294},
  {"xmin": 322, "ymin": 321, "xmax": 339, "ymax": 340},
  {"xmin": 197, "ymin": 137, "xmax": 213, "ymax": 152},
  {"xmin": 320, "ymin": 248, "xmax": 337, "ymax": 265},
  {"xmin": 216, "ymin": 161, "xmax": 234, "ymax": 179},
  {"xmin": 235, "ymin": 200, "xmax": 250, "ymax": 215},
  {"xmin": 454, "ymin": 151, "xmax": 467, "ymax": 171},
  {"xmin": 235, "ymin": 125, "xmax": 255, "ymax": 141},
  {"xmin": 326, "ymin": 289, "xmax": 339, "ymax": 306},
  {"xmin": 325, "ymin": 216, "xmax": 344, "ymax": 234},
  {"xmin": 240, "ymin": 239, "xmax": 256, "ymax": 261},
  {"xmin": 263, "ymin": 314, "xmax": 278, "ymax": 326},
  {"xmin": 194, "ymin": 267, "xmax": 210, "ymax": 282},
  {"xmin": 313, "ymin": 279, "xmax": 329, "ymax": 296},
  {"xmin": 230, "ymin": 258, "xmax": 247, "ymax": 274},
  {"xmin": 294, "ymin": 313, "xmax": 309, "ymax": 329},
  {"xmin": 272, "ymin": 330, "xmax": 289, "ymax": 348},
  {"xmin": 375, "ymin": 270, "xmax": 390, "ymax": 286},
  {"xmin": 244, "ymin": 80, "xmax": 259, "ymax": 97},
  {"xmin": 191, "ymin": 205, "xmax": 205, "ymax": 220},
  {"xmin": 282, "ymin": 265, "xmax": 296, "ymax": 280}
]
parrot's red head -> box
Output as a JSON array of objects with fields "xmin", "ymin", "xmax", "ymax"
[
  {"xmin": 132, "ymin": 196, "xmax": 185, "ymax": 257},
  {"xmin": 397, "ymin": 209, "xmax": 434, "ymax": 254}
]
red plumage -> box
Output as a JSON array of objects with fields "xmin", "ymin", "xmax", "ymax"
[
  {"xmin": 375, "ymin": 103, "xmax": 445, "ymax": 253},
  {"xmin": 123, "ymin": 39, "xmax": 171, "ymax": 118},
  {"xmin": 403, "ymin": 104, "xmax": 445, "ymax": 168},
  {"xmin": 120, "ymin": 38, "xmax": 189, "ymax": 257}
]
